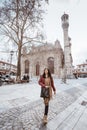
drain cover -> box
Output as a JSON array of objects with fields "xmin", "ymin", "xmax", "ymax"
[{"xmin": 81, "ymin": 101, "xmax": 87, "ymax": 106}]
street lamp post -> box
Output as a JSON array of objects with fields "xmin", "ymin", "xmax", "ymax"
[{"xmin": 10, "ymin": 50, "xmax": 14, "ymax": 74}]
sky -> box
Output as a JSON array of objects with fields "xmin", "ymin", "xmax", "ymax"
[
  {"xmin": 0, "ymin": 0, "xmax": 87, "ymax": 66},
  {"xmin": 43, "ymin": 0, "xmax": 87, "ymax": 66}
]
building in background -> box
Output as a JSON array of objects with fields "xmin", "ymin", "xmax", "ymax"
[{"xmin": 0, "ymin": 61, "xmax": 17, "ymax": 75}]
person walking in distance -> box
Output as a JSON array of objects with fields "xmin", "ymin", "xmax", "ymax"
[{"xmin": 38, "ymin": 68, "xmax": 56, "ymax": 124}]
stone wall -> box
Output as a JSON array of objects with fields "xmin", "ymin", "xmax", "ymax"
[{"xmin": 21, "ymin": 42, "xmax": 63, "ymax": 78}]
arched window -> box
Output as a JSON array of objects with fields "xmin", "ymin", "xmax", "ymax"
[
  {"xmin": 36, "ymin": 62, "xmax": 40, "ymax": 76},
  {"xmin": 25, "ymin": 60, "xmax": 29, "ymax": 74},
  {"xmin": 48, "ymin": 57, "xmax": 54, "ymax": 74}
]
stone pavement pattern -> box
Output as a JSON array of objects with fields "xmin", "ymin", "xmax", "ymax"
[
  {"xmin": 0, "ymin": 84, "xmax": 87, "ymax": 130},
  {"xmin": 47, "ymin": 91, "xmax": 87, "ymax": 130}
]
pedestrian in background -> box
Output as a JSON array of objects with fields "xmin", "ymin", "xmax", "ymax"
[{"xmin": 38, "ymin": 68, "xmax": 56, "ymax": 124}]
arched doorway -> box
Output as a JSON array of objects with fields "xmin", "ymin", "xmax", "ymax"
[
  {"xmin": 25, "ymin": 60, "xmax": 29, "ymax": 74},
  {"xmin": 48, "ymin": 57, "xmax": 54, "ymax": 74},
  {"xmin": 36, "ymin": 62, "xmax": 40, "ymax": 76}
]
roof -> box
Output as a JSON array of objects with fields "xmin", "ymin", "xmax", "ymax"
[
  {"xmin": 77, "ymin": 63, "xmax": 87, "ymax": 66},
  {"xmin": 0, "ymin": 61, "xmax": 17, "ymax": 67},
  {"xmin": 29, "ymin": 42, "xmax": 63, "ymax": 54}
]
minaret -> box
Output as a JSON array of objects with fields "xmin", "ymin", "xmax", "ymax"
[{"xmin": 61, "ymin": 13, "xmax": 73, "ymax": 79}]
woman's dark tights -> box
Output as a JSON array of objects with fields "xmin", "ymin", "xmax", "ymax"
[
  {"xmin": 44, "ymin": 104, "xmax": 49, "ymax": 115},
  {"xmin": 44, "ymin": 98, "xmax": 49, "ymax": 116}
]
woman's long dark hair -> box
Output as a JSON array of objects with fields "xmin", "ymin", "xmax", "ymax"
[{"xmin": 42, "ymin": 68, "xmax": 52, "ymax": 78}]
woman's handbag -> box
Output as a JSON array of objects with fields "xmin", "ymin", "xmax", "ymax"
[{"xmin": 40, "ymin": 87, "xmax": 50, "ymax": 98}]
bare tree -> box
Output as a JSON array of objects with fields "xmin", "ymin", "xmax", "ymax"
[{"xmin": 0, "ymin": 0, "xmax": 48, "ymax": 80}]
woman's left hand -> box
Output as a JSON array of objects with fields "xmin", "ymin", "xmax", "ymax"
[{"xmin": 54, "ymin": 91, "xmax": 56, "ymax": 95}]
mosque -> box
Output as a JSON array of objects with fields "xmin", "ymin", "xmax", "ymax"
[{"xmin": 21, "ymin": 13, "xmax": 73, "ymax": 78}]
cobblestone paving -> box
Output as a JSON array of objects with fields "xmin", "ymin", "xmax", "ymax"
[
  {"xmin": 83, "ymin": 83, "xmax": 87, "ymax": 87},
  {"xmin": 0, "ymin": 87, "xmax": 87, "ymax": 130}
]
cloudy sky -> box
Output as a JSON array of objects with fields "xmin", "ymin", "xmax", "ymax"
[
  {"xmin": 44, "ymin": 0, "xmax": 87, "ymax": 66},
  {"xmin": 0, "ymin": 0, "xmax": 87, "ymax": 66}
]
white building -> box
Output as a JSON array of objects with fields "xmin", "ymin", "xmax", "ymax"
[{"xmin": 74, "ymin": 60, "xmax": 87, "ymax": 77}]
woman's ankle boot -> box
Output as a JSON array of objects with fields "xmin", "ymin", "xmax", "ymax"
[{"xmin": 43, "ymin": 115, "xmax": 48, "ymax": 124}]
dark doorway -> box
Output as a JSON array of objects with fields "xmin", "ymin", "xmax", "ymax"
[
  {"xmin": 25, "ymin": 60, "xmax": 29, "ymax": 74},
  {"xmin": 36, "ymin": 63, "xmax": 40, "ymax": 76},
  {"xmin": 48, "ymin": 57, "xmax": 54, "ymax": 74}
]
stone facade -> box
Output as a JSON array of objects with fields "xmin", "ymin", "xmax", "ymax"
[{"xmin": 21, "ymin": 40, "xmax": 63, "ymax": 78}]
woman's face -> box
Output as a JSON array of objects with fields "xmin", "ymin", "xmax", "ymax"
[{"xmin": 44, "ymin": 68, "xmax": 48, "ymax": 75}]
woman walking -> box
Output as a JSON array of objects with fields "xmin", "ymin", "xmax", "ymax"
[{"xmin": 38, "ymin": 68, "xmax": 56, "ymax": 124}]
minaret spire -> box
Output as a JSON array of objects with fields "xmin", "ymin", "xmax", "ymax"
[{"xmin": 61, "ymin": 13, "xmax": 73, "ymax": 82}]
